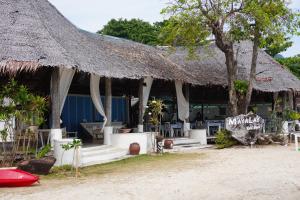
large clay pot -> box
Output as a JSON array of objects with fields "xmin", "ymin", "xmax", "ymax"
[
  {"xmin": 164, "ymin": 139, "xmax": 173, "ymax": 149},
  {"xmin": 129, "ymin": 143, "xmax": 140, "ymax": 155}
]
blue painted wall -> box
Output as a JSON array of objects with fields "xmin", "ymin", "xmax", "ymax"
[{"xmin": 61, "ymin": 95, "xmax": 127, "ymax": 133}]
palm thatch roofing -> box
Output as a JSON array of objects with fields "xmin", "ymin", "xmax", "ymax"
[
  {"xmin": 162, "ymin": 41, "xmax": 300, "ymax": 92},
  {"xmin": 0, "ymin": 0, "xmax": 195, "ymax": 84}
]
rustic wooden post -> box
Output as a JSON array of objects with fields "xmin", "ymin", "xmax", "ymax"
[
  {"xmin": 138, "ymin": 79, "xmax": 144, "ymax": 132},
  {"xmin": 288, "ymin": 90, "xmax": 294, "ymax": 110},
  {"xmin": 105, "ymin": 78, "xmax": 112, "ymax": 127},
  {"xmin": 51, "ymin": 68, "xmax": 60, "ymax": 129},
  {"xmin": 184, "ymin": 84, "xmax": 190, "ymax": 123}
]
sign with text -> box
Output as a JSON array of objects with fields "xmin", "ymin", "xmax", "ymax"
[{"xmin": 225, "ymin": 113, "xmax": 264, "ymax": 145}]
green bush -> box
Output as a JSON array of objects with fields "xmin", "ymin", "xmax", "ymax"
[{"xmin": 215, "ymin": 129, "xmax": 237, "ymax": 149}]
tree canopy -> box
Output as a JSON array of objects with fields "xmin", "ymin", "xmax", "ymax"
[
  {"xmin": 98, "ymin": 18, "xmax": 164, "ymax": 45},
  {"xmin": 161, "ymin": 0, "xmax": 300, "ymax": 115},
  {"xmin": 277, "ymin": 56, "xmax": 300, "ymax": 79}
]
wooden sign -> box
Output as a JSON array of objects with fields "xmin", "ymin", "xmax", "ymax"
[{"xmin": 225, "ymin": 113, "xmax": 264, "ymax": 145}]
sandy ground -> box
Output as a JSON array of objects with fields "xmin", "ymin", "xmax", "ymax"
[{"xmin": 1, "ymin": 145, "xmax": 300, "ymax": 200}]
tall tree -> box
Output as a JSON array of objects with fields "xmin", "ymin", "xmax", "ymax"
[
  {"xmin": 162, "ymin": 0, "xmax": 299, "ymax": 115},
  {"xmin": 99, "ymin": 18, "xmax": 161, "ymax": 45},
  {"xmin": 262, "ymin": 34, "xmax": 293, "ymax": 57},
  {"xmin": 277, "ymin": 56, "xmax": 300, "ymax": 79}
]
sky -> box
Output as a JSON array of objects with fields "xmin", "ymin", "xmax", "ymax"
[{"xmin": 49, "ymin": 0, "xmax": 299, "ymax": 57}]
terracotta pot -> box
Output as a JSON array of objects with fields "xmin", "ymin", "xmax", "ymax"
[
  {"xmin": 164, "ymin": 139, "xmax": 173, "ymax": 149},
  {"xmin": 129, "ymin": 143, "xmax": 140, "ymax": 155}
]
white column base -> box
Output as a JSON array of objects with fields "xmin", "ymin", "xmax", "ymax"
[
  {"xmin": 50, "ymin": 129, "xmax": 62, "ymax": 147},
  {"xmin": 184, "ymin": 122, "xmax": 190, "ymax": 137},
  {"xmin": 104, "ymin": 126, "xmax": 113, "ymax": 145},
  {"xmin": 138, "ymin": 125, "xmax": 144, "ymax": 133}
]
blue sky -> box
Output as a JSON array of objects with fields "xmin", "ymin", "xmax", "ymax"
[{"xmin": 49, "ymin": 0, "xmax": 299, "ymax": 57}]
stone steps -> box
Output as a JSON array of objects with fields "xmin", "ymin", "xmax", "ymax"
[{"xmin": 80, "ymin": 145, "xmax": 129, "ymax": 167}]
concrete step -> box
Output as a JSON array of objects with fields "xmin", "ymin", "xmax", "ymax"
[
  {"xmin": 164, "ymin": 144, "xmax": 213, "ymax": 153},
  {"xmin": 80, "ymin": 145, "xmax": 129, "ymax": 167},
  {"xmin": 81, "ymin": 145, "xmax": 112, "ymax": 153},
  {"xmin": 172, "ymin": 138, "xmax": 201, "ymax": 146},
  {"xmin": 81, "ymin": 155, "xmax": 132, "ymax": 167}
]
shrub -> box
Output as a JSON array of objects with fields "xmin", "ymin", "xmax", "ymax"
[{"xmin": 215, "ymin": 129, "xmax": 237, "ymax": 149}]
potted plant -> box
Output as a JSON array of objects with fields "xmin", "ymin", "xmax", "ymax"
[{"xmin": 146, "ymin": 99, "xmax": 165, "ymax": 153}]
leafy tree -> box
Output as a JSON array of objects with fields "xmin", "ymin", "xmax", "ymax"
[
  {"xmin": 277, "ymin": 56, "xmax": 300, "ymax": 79},
  {"xmin": 99, "ymin": 18, "xmax": 161, "ymax": 45},
  {"xmin": 162, "ymin": 0, "xmax": 299, "ymax": 115},
  {"xmin": 261, "ymin": 35, "xmax": 293, "ymax": 57}
]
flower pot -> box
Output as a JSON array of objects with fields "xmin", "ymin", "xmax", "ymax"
[
  {"xmin": 164, "ymin": 139, "xmax": 173, "ymax": 149},
  {"xmin": 129, "ymin": 143, "xmax": 140, "ymax": 155}
]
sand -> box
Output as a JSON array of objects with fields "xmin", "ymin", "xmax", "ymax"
[{"xmin": 1, "ymin": 145, "xmax": 300, "ymax": 200}]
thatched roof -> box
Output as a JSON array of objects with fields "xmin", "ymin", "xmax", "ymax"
[
  {"xmin": 162, "ymin": 41, "xmax": 300, "ymax": 92},
  {"xmin": 0, "ymin": 0, "xmax": 195, "ymax": 84}
]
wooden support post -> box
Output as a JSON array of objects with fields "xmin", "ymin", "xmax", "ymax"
[
  {"xmin": 288, "ymin": 90, "xmax": 294, "ymax": 110},
  {"xmin": 138, "ymin": 79, "xmax": 144, "ymax": 126},
  {"xmin": 105, "ymin": 78, "xmax": 112, "ymax": 127},
  {"xmin": 184, "ymin": 84, "xmax": 190, "ymax": 123},
  {"xmin": 125, "ymin": 95, "xmax": 131, "ymax": 126},
  {"xmin": 51, "ymin": 68, "xmax": 60, "ymax": 129},
  {"xmin": 273, "ymin": 92, "xmax": 279, "ymax": 112}
]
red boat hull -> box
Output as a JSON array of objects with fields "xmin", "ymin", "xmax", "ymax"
[{"xmin": 0, "ymin": 169, "xmax": 39, "ymax": 187}]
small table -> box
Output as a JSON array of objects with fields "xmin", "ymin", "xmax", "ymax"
[{"xmin": 291, "ymin": 132, "xmax": 300, "ymax": 151}]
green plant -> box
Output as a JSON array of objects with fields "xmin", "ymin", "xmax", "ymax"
[
  {"xmin": 215, "ymin": 129, "xmax": 237, "ymax": 149},
  {"xmin": 36, "ymin": 144, "xmax": 51, "ymax": 159},
  {"xmin": 61, "ymin": 139, "xmax": 82, "ymax": 178},
  {"xmin": 146, "ymin": 99, "xmax": 165, "ymax": 130},
  {"xmin": 287, "ymin": 110, "xmax": 300, "ymax": 121},
  {"xmin": 0, "ymin": 79, "xmax": 48, "ymax": 166},
  {"xmin": 234, "ymin": 80, "xmax": 249, "ymax": 95}
]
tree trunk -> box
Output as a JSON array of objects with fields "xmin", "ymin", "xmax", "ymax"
[
  {"xmin": 105, "ymin": 78, "xmax": 112, "ymax": 127},
  {"xmin": 138, "ymin": 79, "xmax": 144, "ymax": 126},
  {"xmin": 243, "ymin": 29, "xmax": 260, "ymax": 114},
  {"xmin": 51, "ymin": 68, "xmax": 60, "ymax": 129},
  {"xmin": 225, "ymin": 49, "xmax": 238, "ymax": 116}
]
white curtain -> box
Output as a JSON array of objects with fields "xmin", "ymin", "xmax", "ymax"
[
  {"xmin": 175, "ymin": 81, "xmax": 190, "ymax": 135},
  {"xmin": 59, "ymin": 68, "xmax": 75, "ymax": 114},
  {"xmin": 175, "ymin": 81, "xmax": 189, "ymax": 121},
  {"xmin": 143, "ymin": 77, "xmax": 153, "ymax": 114},
  {"xmin": 130, "ymin": 76, "xmax": 153, "ymax": 114},
  {"xmin": 90, "ymin": 74, "xmax": 107, "ymax": 131}
]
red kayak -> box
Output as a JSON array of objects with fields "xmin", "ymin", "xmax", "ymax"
[{"xmin": 0, "ymin": 169, "xmax": 39, "ymax": 187}]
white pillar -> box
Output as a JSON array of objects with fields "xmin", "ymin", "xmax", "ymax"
[
  {"xmin": 50, "ymin": 128, "xmax": 62, "ymax": 147},
  {"xmin": 138, "ymin": 125, "xmax": 144, "ymax": 133},
  {"xmin": 104, "ymin": 126, "xmax": 113, "ymax": 145}
]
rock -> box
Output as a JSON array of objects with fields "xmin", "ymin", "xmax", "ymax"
[{"xmin": 18, "ymin": 156, "xmax": 56, "ymax": 175}]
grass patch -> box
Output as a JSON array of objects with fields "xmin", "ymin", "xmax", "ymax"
[{"xmin": 43, "ymin": 153, "xmax": 203, "ymax": 180}]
